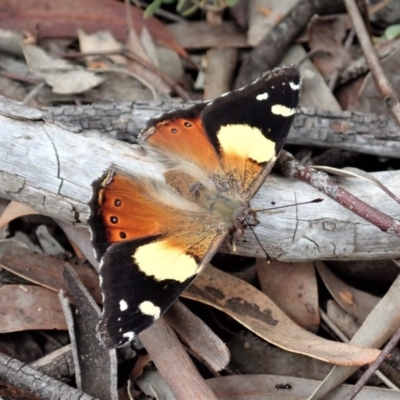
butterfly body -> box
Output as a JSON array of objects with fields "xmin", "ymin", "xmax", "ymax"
[{"xmin": 89, "ymin": 65, "xmax": 301, "ymax": 348}]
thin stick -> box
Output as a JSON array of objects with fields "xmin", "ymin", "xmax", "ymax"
[
  {"xmin": 344, "ymin": 0, "xmax": 400, "ymax": 126},
  {"xmin": 343, "ymin": 324, "xmax": 400, "ymax": 399}
]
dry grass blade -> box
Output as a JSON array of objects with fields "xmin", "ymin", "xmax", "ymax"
[
  {"xmin": 312, "ymin": 165, "xmax": 400, "ymax": 205},
  {"xmin": 184, "ymin": 265, "xmax": 380, "ymax": 366}
]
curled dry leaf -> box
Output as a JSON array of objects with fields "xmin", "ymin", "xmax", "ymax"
[
  {"xmin": 184, "ymin": 265, "xmax": 380, "ymax": 366},
  {"xmin": 0, "ymin": 201, "xmax": 38, "ymax": 229},
  {"xmin": 0, "ymin": 284, "xmax": 67, "ymax": 333}
]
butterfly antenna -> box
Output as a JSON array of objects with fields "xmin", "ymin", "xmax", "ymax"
[
  {"xmin": 254, "ymin": 197, "xmax": 323, "ymax": 213},
  {"xmin": 247, "ymin": 223, "xmax": 271, "ymax": 264}
]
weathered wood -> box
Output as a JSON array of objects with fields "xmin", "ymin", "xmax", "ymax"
[
  {"xmin": 46, "ymin": 102, "xmax": 400, "ymax": 159},
  {"xmin": 0, "ymin": 352, "xmax": 97, "ymax": 400},
  {"xmin": 1, "ymin": 95, "xmax": 400, "ymax": 261}
]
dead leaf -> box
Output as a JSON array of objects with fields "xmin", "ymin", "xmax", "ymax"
[
  {"xmin": 0, "ymin": 201, "xmax": 38, "ymax": 229},
  {"xmin": 184, "ymin": 265, "xmax": 380, "ymax": 366},
  {"xmin": 165, "ymin": 301, "xmax": 230, "ymax": 371},
  {"xmin": 316, "ymin": 261, "xmax": 380, "ymax": 323},
  {"xmin": 0, "ymin": 284, "xmax": 67, "ymax": 333},
  {"xmin": 77, "ymin": 29, "xmax": 126, "ymax": 67},
  {"xmin": 346, "ymin": 45, "xmax": 400, "ymax": 115},
  {"xmin": 308, "ymin": 14, "xmax": 352, "ymax": 77},
  {"xmin": 257, "ymin": 259, "xmax": 320, "ymax": 332},
  {"xmin": 207, "ymin": 374, "xmax": 400, "ymax": 399},
  {"xmin": 0, "ymin": 244, "xmax": 101, "ymax": 303},
  {"xmin": 309, "ymin": 273, "xmax": 400, "ymax": 399},
  {"xmin": 0, "ymin": 0, "xmax": 187, "ymax": 57},
  {"xmin": 126, "ymin": 28, "xmax": 170, "ymax": 96},
  {"xmin": 23, "ymin": 44, "xmax": 105, "ymax": 94}
]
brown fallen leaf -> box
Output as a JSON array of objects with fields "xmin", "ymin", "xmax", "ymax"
[
  {"xmin": 0, "ymin": 201, "xmax": 38, "ymax": 229},
  {"xmin": 257, "ymin": 259, "xmax": 320, "ymax": 332},
  {"xmin": 0, "ymin": 245, "xmax": 101, "ymax": 303},
  {"xmin": 0, "ymin": 0, "xmax": 188, "ymax": 57},
  {"xmin": 316, "ymin": 261, "xmax": 379, "ymax": 323},
  {"xmin": 184, "ymin": 265, "xmax": 380, "ymax": 366},
  {"xmin": 207, "ymin": 374, "xmax": 400, "ymax": 400},
  {"xmin": 0, "ymin": 284, "xmax": 67, "ymax": 333}
]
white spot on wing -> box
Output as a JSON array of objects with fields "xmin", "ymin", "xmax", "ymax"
[
  {"xmin": 271, "ymin": 104, "xmax": 296, "ymax": 117},
  {"xmin": 139, "ymin": 301, "xmax": 161, "ymax": 319},
  {"xmin": 289, "ymin": 81, "xmax": 301, "ymax": 91},
  {"xmin": 256, "ymin": 92, "xmax": 269, "ymax": 101},
  {"xmin": 123, "ymin": 331, "xmax": 134, "ymax": 341},
  {"xmin": 119, "ymin": 299, "xmax": 128, "ymax": 311}
]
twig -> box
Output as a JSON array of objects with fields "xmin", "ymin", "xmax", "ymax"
[
  {"xmin": 343, "ymin": 324, "xmax": 400, "ymax": 400},
  {"xmin": 139, "ymin": 319, "xmax": 218, "ymax": 399},
  {"xmin": 0, "ymin": 352, "xmax": 97, "ymax": 400},
  {"xmin": 276, "ymin": 150, "xmax": 400, "ymax": 235},
  {"xmin": 22, "ymin": 81, "xmax": 46, "ymax": 106},
  {"xmin": 328, "ymin": 30, "xmax": 356, "ymax": 90},
  {"xmin": 63, "ymin": 50, "xmax": 192, "ymax": 101},
  {"xmin": 344, "ymin": 0, "xmax": 400, "ymax": 126},
  {"xmin": 320, "ymin": 308, "xmax": 400, "ymax": 391},
  {"xmin": 88, "ymin": 67, "xmax": 158, "ymax": 99}
]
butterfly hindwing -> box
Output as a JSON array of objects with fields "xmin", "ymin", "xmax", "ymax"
[
  {"xmin": 89, "ymin": 170, "xmax": 228, "ymax": 347},
  {"xmin": 97, "ymin": 237, "xmax": 197, "ymax": 348}
]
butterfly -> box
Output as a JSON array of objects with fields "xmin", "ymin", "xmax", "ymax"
[{"xmin": 88, "ymin": 65, "xmax": 301, "ymax": 348}]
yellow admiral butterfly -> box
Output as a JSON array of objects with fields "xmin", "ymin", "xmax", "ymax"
[{"xmin": 89, "ymin": 65, "xmax": 301, "ymax": 348}]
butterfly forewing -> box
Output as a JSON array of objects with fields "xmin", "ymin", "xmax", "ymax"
[
  {"xmin": 140, "ymin": 65, "xmax": 301, "ymax": 199},
  {"xmin": 202, "ymin": 65, "xmax": 301, "ymax": 198}
]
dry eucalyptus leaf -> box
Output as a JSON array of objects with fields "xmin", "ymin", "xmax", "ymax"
[
  {"xmin": 316, "ymin": 261, "xmax": 380, "ymax": 323},
  {"xmin": 0, "ymin": 245, "xmax": 101, "ymax": 303},
  {"xmin": 77, "ymin": 29, "xmax": 126, "ymax": 67},
  {"xmin": 0, "ymin": 284, "xmax": 67, "ymax": 333},
  {"xmin": 309, "ymin": 273, "xmax": 400, "ymax": 399},
  {"xmin": 0, "ymin": 201, "xmax": 38, "ymax": 229},
  {"xmin": 207, "ymin": 374, "xmax": 400, "ymax": 400},
  {"xmin": 23, "ymin": 44, "xmax": 105, "ymax": 94},
  {"xmin": 184, "ymin": 265, "xmax": 380, "ymax": 366},
  {"xmin": 257, "ymin": 259, "xmax": 320, "ymax": 331}
]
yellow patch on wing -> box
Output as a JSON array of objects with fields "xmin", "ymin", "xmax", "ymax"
[
  {"xmin": 217, "ymin": 124, "xmax": 276, "ymax": 163},
  {"xmin": 133, "ymin": 240, "xmax": 198, "ymax": 282},
  {"xmin": 139, "ymin": 301, "xmax": 161, "ymax": 318},
  {"xmin": 271, "ymin": 104, "xmax": 296, "ymax": 117}
]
